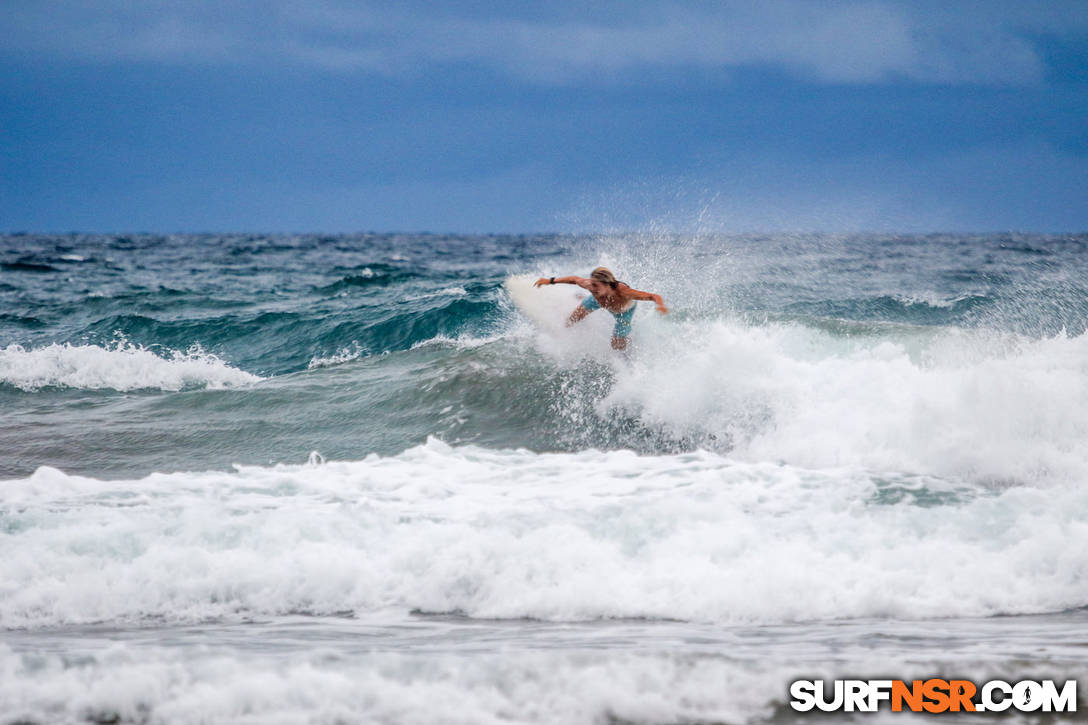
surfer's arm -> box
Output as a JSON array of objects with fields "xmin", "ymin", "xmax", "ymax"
[
  {"xmin": 534, "ymin": 276, "xmax": 592, "ymax": 289},
  {"xmin": 625, "ymin": 286, "xmax": 669, "ymax": 314}
]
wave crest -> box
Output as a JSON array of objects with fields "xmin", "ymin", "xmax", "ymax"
[
  {"xmin": 3, "ymin": 439, "xmax": 1086, "ymax": 627},
  {"xmin": 0, "ymin": 342, "xmax": 261, "ymax": 392}
]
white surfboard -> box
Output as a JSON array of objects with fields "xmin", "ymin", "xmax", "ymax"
[
  {"xmin": 505, "ymin": 274, "xmax": 637, "ymax": 359},
  {"xmin": 504, "ymin": 275, "xmax": 583, "ymax": 333}
]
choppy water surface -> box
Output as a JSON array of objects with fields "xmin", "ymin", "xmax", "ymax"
[{"xmin": 2, "ymin": 233, "xmax": 1087, "ymax": 723}]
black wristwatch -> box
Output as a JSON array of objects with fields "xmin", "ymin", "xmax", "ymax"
[{"xmin": 550, "ymin": 277, "xmax": 555, "ymax": 284}]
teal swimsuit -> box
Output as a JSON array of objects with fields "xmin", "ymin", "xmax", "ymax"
[{"xmin": 581, "ymin": 295, "xmax": 636, "ymax": 338}]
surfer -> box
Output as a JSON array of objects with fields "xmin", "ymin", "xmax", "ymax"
[{"xmin": 534, "ymin": 267, "xmax": 668, "ymax": 350}]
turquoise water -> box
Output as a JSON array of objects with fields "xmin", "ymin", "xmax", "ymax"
[
  {"xmin": 4, "ymin": 232, "xmax": 1088, "ymax": 477},
  {"xmin": 2, "ymin": 233, "xmax": 1087, "ymax": 723}
]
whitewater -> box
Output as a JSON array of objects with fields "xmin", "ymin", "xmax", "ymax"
[{"xmin": 2, "ymin": 232, "xmax": 1087, "ymax": 723}]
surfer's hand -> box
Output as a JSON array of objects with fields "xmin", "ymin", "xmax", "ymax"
[
  {"xmin": 533, "ymin": 277, "xmax": 549, "ymax": 287},
  {"xmin": 657, "ymin": 303, "xmax": 669, "ymax": 314}
]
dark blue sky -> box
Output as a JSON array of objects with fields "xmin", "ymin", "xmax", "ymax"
[{"xmin": 2, "ymin": 1, "xmax": 1086, "ymax": 233}]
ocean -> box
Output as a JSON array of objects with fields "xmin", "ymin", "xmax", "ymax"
[{"xmin": 2, "ymin": 232, "xmax": 1086, "ymax": 723}]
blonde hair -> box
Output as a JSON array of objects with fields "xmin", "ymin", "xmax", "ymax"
[{"xmin": 591, "ymin": 267, "xmax": 618, "ymax": 288}]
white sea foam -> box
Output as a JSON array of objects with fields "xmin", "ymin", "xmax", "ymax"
[
  {"xmin": 409, "ymin": 332, "xmax": 506, "ymax": 350},
  {"xmin": 306, "ymin": 344, "xmax": 366, "ymax": 369},
  {"xmin": 0, "ymin": 342, "xmax": 261, "ymax": 392},
  {"xmin": 0, "ymin": 644, "xmax": 819, "ymax": 725},
  {"xmin": 2, "ymin": 636, "xmax": 1078, "ymax": 725},
  {"xmin": 405, "ymin": 285, "xmax": 468, "ymax": 302},
  {"xmin": 899, "ymin": 291, "xmax": 981, "ymax": 309},
  {"xmin": 537, "ymin": 313, "xmax": 1088, "ymax": 487},
  {"xmin": 2, "ymin": 439, "xmax": 1086, "ymax": 629}
]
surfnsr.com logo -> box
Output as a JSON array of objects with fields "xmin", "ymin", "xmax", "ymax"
[{"xmin": 790, "ymin": 679, "xmax": 1077, "ymax": 713}]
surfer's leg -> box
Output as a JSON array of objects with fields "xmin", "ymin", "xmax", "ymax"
[
  {"xmin": 567, "ymin": 296, "xmax": 599, "ymax": 326},
  {"xmin": 610, "ymin": 307, "xmax": 636, "ymax": 350}
]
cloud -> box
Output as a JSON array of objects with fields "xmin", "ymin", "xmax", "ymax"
[
  {"xmin": 1, "ymin": 1, "xmax": 1079, "ymax": 85},
  {"xmin": 560, "ymin": 140, "xmax": 1088, "ymax": 233},
  {"xmin": 1, "ymin": 3, "xmax": 243, "ymax": 64}
]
